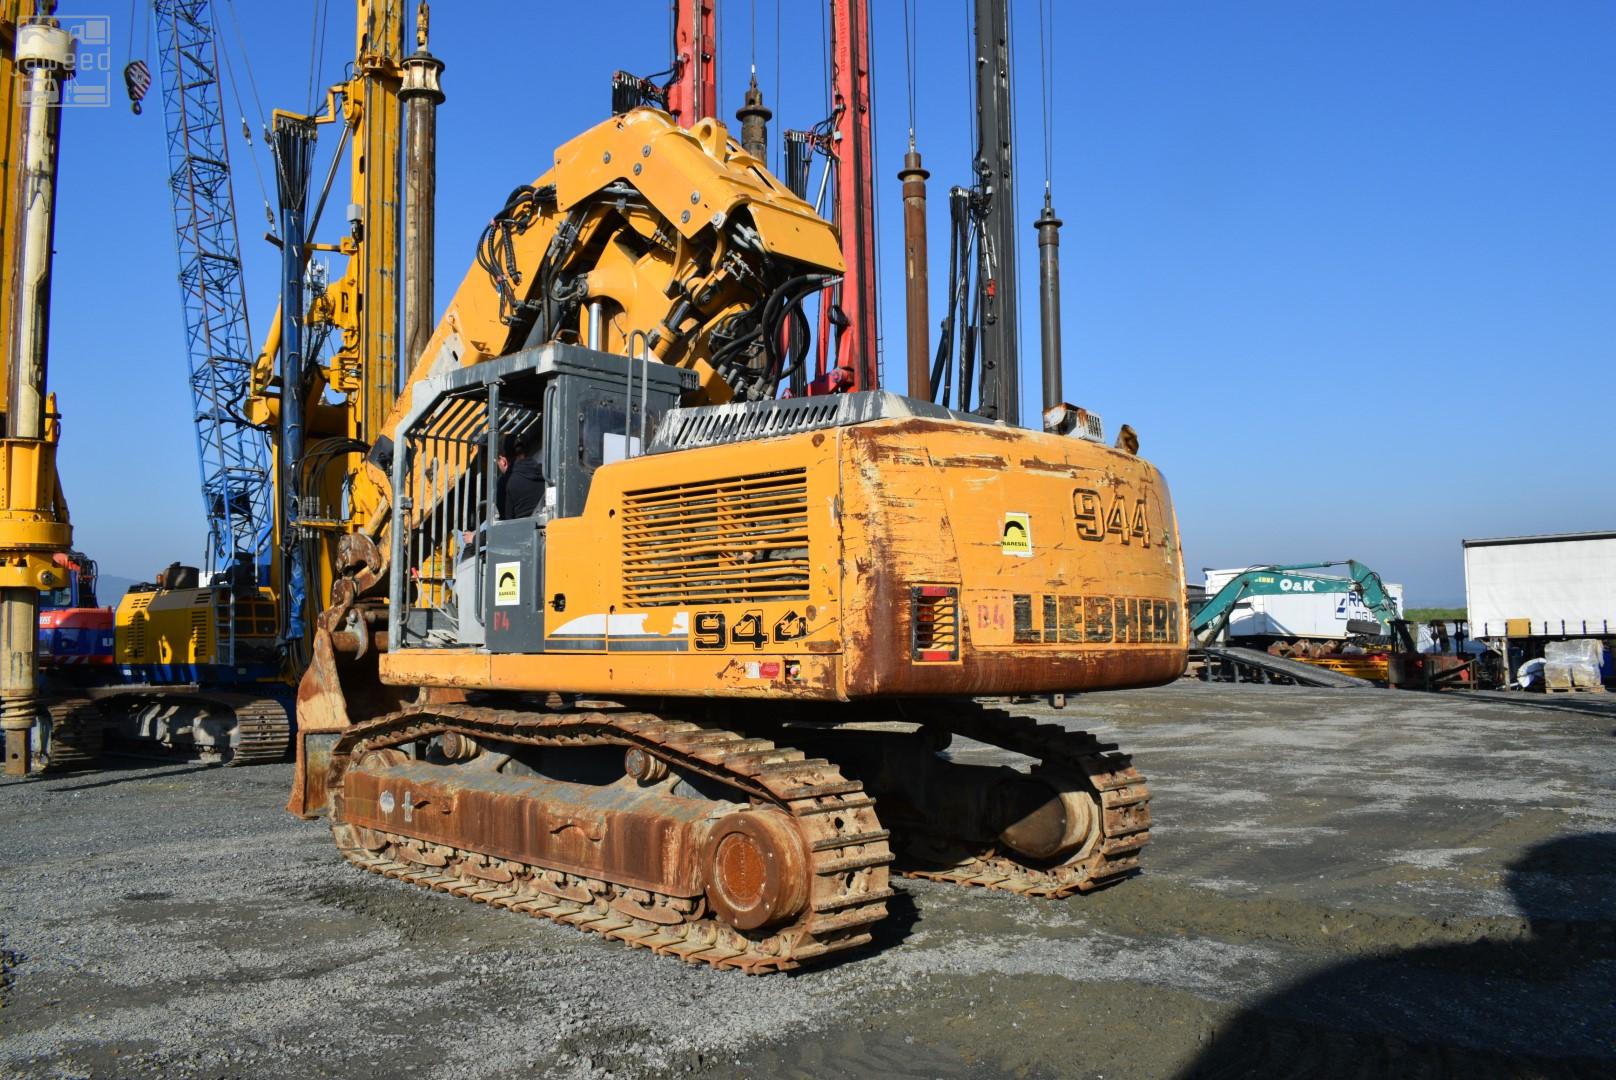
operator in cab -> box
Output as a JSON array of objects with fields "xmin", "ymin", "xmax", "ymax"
[{"xmin": 502, "ymin": 430, "xmax": 545, "ymax": 519}]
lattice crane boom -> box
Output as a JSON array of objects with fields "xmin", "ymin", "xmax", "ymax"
[{"xmin": 152, "ymin": 0, "xmax": 270, "ymax": 575}]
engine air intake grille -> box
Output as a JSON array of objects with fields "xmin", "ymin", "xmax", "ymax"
[
  {"xmin": 120, "ymin": 594, "xmax": 152, "ymax": 662},
  {"xmin": 653, "ymin": 399, "xmax": 843, "ymax": 453},
  {"xmin": 912, "ymin": 586, "xmax": 960, "ymax": 662},
  {"xmin": 621, "ymin": 469, "xmax": 811, "ymax": 607},
  {"xmin": 646, "ymin": 390, "xmax": 993, "ymax": 454}
]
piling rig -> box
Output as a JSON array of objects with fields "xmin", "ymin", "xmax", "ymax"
[
  {"xmin": 289, "ymin": 99, "xmax": 1185, "ymax": 971},
  {"xmin": 0, "ymin": 2, "xmax": 75, "ymax": 777}
]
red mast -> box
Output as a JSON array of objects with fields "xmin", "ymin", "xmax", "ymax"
[
  {"xmin": 667, "ymin": 0, "xmax": 717, "ymax": 127},
  {"xmin": 830, "ymin": 0, "xmax": 878, "ymax": 390},
  {"xmin": 670, "ymin": 0, "xmax": 877, "ymax": 394}
]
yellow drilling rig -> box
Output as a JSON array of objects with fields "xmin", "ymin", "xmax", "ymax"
[
  {"xmin": 243, "ymin": 0, "xmax": 423, "ymax": 677},
  {"xmin": 6, "ymin": 0, "xmax": 417, "ymax": 771},
  {"xmin": 258, "ymin": 1, "xmax": 1185, "ymax": 972},
  {"xmin": 0, "ymin": 1, "xmax": 76, "ymax": 777},
  {"xmin": 56, "ymin": 0, "xmax": 433, "ymax": 768}
]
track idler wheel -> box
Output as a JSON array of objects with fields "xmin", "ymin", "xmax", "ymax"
[
  {"xmin": 702, "ymin": 809, "xmax": 809, "ymax": 931},
  {"xmin": 996, "ymin": 774, "xmax": 1100, "ymax": 862}
]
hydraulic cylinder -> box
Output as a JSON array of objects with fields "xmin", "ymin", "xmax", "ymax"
[
  {"xmin": 400, "ymin": 4, "xmax": 444, "ymax": 370},
  {"xmin": 1035, "ymin": 197, "xmax": 1064, "ymax": 428}
]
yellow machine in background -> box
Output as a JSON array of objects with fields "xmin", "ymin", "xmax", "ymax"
[
  {"xmin": 245, "ymin": 0, "xmax": 424, "ymax": 671},
  {"xmin": 114, "ymin": 578, "xmax": 277, "ymax": 670},
  {"xmin": 290, "ymin": 108, "xmax": 1184, "ymax": 972},
  {"xmin": 59, "ymin": 1, "xmax": 434, "ymax": 768},
  {"xmin": 81, "ymin": 566, "xmax": 288, "ymax": 763}
]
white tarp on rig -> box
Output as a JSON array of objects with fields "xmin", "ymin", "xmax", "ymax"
[{"xmin": 1464, "ymin": 532, "xmax": 1616, "ymax": 639}]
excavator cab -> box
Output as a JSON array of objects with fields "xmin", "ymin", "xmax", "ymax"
[{"xmin": 393, "ymin": 344, "xmax": 696, "ymax": 652}]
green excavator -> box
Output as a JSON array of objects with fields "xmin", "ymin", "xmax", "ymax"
[
  {"xmin": 1189, "ymin": 560, "xmax": 1414, "ymax": 688},
  {"xmin": 1190, "ymin": 560, "xmax": 1404, "ymax": 647}
]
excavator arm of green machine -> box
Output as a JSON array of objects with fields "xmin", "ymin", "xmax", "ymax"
[{"xmin": 1190, "ymin": 560, "xmax": 1402, "ymax": 646}]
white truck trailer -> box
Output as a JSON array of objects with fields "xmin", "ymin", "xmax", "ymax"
[
  {"xmin": 1203, "ymin": 567, "xmax": 1405, "ymax": 642},
  {"xmin": 1464, "ymin": 531, "xmax": 1616, "ymax": 640}
]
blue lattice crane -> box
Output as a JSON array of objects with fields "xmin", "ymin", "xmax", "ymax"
[{"xmin": 151, "ymin": 0, "xmax": 270, "ymax": 585}]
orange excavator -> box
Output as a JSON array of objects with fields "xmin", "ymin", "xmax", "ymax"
[
  {"xmin": 285, "ymin": 109, "xmax": 1184, "ymax": 970},
  {"xmin": 274, "ymin": 2, "xmax": 1185, "ymax": 972}
]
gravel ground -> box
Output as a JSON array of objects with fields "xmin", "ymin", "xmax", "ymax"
[{"xmin": 2, "ymin": 682, "xmax": 1614, "ymax": 1079}]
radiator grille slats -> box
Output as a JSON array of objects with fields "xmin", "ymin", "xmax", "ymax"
[
  {"xmin": 188, "ymin": 603, "xmax": 210, "ymax": 661},
  {"xmin": 654, "ymin": 400, "xmax": 844, "ymax": 452},
  {"xmin": 121, "ymin": 595, "xmax": 151, "ymax": 662},
  {"xmin": 622, "ymin": 469, "xmax": 811, "ymax": 606}
]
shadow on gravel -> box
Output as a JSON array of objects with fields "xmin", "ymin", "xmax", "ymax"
[
  {"xmin": 864, "ymin": 884, "xmax": 921, "ymax": 950},
  {"xmin": 798, "ymin": 884, "xmax": 921, "ymax": 975},
  {"xmin": 1452, "ymin": 690, "xmax": 1616, "ymax": 723},
  {"xmin": 1182, "ymin": 832, "xmax": 1616, "ymax": 1078},
  {"xmin": 49, "ymin": 761, "xmax": 218, "ymax": 792}
]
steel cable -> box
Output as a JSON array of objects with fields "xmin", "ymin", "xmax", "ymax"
[
  {"xmin": 902, "ymin": 0, "xmax": 917, "ymax": 144},
  {"xmin": 1037, "ymin": 0, "xmax": 1054, "ymax": 196}
]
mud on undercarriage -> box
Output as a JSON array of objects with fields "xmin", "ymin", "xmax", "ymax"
[{"xmin": 323, "ymin": 697, "xmax": 1150, "ymax": 972}]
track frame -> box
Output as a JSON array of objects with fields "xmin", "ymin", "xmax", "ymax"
[{"xmin": 326, "ymin": 703, "xmax": 894, "ymax": 973}]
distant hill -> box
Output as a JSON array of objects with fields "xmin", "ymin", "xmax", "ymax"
[{"xmin": 92, "ymin": 574, "xmax": 141, "ymax": 605}]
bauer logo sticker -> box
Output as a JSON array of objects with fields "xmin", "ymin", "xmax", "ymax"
[
  {"xmin": 494, "ymin": 561, "xmax": 521, "ymax": 606},
  {"xmin": 1001, "ymin": 512, "xmax": 1033, "ymax": 556}
]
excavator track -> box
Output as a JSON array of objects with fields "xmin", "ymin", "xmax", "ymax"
[
  {"xmin": 30, "ymin": 697, "xmax": 104, "ymax": 774},
  {"xmin": 327, "ymin": 704, "xmax": 893, "ymax": 973},
  {"xmin": 87, "ymin": 688, "xmax": 290, "ymax": 766},
  {"xmin": 210, "ymin": 694, "xmax": 292, "ymax": 766},
  {"xmin": 894, "ymin": 704, "xmax": 1152, "ymax": 898}
]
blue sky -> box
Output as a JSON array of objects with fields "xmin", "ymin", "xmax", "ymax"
[{"xmin": 47, "ymin": 1, "xmax": 1616, "ymax": 604}]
